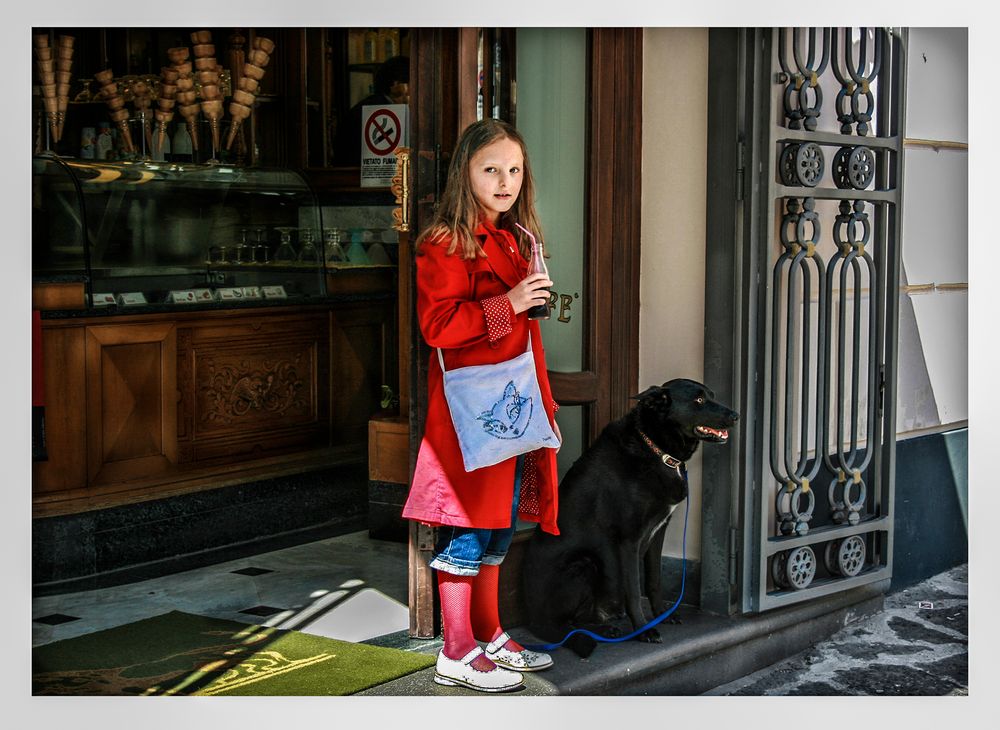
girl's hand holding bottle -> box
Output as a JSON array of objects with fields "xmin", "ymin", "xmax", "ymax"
[{"xmin": 506, "ymin": 273, "xmax": 553, "ymax": 315}]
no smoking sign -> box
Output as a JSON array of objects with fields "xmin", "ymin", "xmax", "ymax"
[{"xmin": 361, "ymin": 104, "xmax": 408, "ymax": 188}]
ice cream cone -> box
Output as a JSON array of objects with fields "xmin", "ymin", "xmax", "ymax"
[
  {"xmin": 242, "ymin": 63, "xmax": 265, "ymax": 81},
  {"xmin": 196, "ymin": 69, "xmax": 219, "ymax": 85},
  {"xmin": 56, "ymin": 95, "xmax": 69, "ymax": 141},
  {"xmin": 109, "ymin": 110, "xmax": 134, "ymax": 153},
  {"xmin": 232, "ymin": 89, "xmax": 255, "ymax": 107},
  {"xmin": 167, "ymin": 47, "xmax": 190, "ymax": 64},
  {"xmin": 199, "ymin": 83, "xmax": 220, "ymax": 100},
  {"xmin": 252, "ymin": 37, "xmax": 275, "ymax": 54},
  {"xmin": 200, "ymin": 99, "xmax": 223, "ymax": 151},
  {"xmin": 193, "ymin": 43, "xmax": 215, "ymax": 57},
  {"xmin": 225, "ymin": 101, "xmax": 251, "ymax": 150},
  {"xmin": 247, "ymin": 49, "xmax": 270, "ymax": 67},
  {"xmin": 34, "ymin": 46, "xmax": 52, "ymax": 62},
  {"xmin": 191, "ymin": 30, "xmax": 212, "ymax": 45},
  {"xmin": 237, "ymin": 76, "xmax": 259, "ymax": 93},
  {"xmin": 33, "ymin": 34, "xmax": 49, "ymax": 48},
  {"xmin": 178, "ymin": 104, "xmax": 200, "ymax": 151}
]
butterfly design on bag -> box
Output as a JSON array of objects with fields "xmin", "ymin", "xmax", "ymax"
[{"xmin": 478, "ymin": 380, "xmax": 533, "ymax": 439}]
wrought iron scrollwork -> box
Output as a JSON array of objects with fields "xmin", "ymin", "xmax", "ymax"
[
  {"xmin": 778, "ymin": 28, "xmax": 831, "ymax": 131},
  {"xmin": 831, "ymin": 27, "xmax": 885, "ymax": 136},
  {"xmin": 824, "ymin": 200, "xmax": 878, "ymax": 526},
  {"xmin": 771, "ymin": 197, "xmax": 827, "ymax": 537}
]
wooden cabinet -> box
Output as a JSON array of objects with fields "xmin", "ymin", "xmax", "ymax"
[{"xmin": 33, "ymin": 300, "xmax": 393, "ymax": 517}]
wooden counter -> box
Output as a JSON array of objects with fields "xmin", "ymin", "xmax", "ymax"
[{"xmin": 33, "ymin": 292, "xmax": 396, "ymax": 518}]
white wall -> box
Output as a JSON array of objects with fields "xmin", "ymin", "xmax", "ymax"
[
  {"xmin": 897, "ymin": 28, "xmax": 969, "ymax": 434},
  {"xmin": 640, "ymin": 28, "xmax": 709, "ymax": 559}
]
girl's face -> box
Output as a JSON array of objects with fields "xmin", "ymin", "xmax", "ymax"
[{"xmin": 468, "ymin": 136, "xmax": 524, "ymax": 225}]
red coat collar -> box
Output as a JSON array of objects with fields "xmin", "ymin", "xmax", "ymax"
[{"xmin": 474, "ymin": 221, "xmax": 525, "ymax": 289}]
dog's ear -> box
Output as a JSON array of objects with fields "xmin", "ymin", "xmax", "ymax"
[
  {"xmin": 631, "ymin": 386, "xmax": 661, "ymax": 401},
  {"xmin": 630, "ymin": 387, "xmax": 655, "ymax": 400}
]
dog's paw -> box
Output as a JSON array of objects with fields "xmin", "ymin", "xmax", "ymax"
[
  {"xmin": 665, "ymin": 615, "xmax": 683, "ymax": 625},
  {"xmin": 636, "ymin": 627, "xmax": 662, "ymax": 643}
]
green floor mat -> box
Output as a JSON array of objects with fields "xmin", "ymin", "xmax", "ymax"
[{"xmin": 33, "ymin": 610, "xmax": 435, "ymax": 696}]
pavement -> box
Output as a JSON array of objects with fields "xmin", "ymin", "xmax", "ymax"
[
  {"xmin": 31, "ymin": 528, "xmax": 969, "ymax": 697},
  {"xmin": 704, "ymin": 563, "xmax": 968, "ymax": 695}
]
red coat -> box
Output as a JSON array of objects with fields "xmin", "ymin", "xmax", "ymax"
[{"xmin": 401, "ymin": 220, "xmax": 561, "ymax": 535}]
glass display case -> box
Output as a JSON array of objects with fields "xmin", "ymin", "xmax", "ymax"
[{"xmin": 32, "ymin": 154, "xmax": 332, "ymax": 309}]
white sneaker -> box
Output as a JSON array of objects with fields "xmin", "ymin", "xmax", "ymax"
[
  {"xmin": 485, "ymin": 632, "xmax": 554, "ymax": 672},
  {"xmin": 433, "ymin": 646, "xmax": 524, "ymax": 692}
]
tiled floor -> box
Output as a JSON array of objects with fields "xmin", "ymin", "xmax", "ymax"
[{"xmin": 32, "ymin": 530, "xmax": 412, "ymax": 648}]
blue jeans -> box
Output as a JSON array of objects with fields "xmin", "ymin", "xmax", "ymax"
[{"xmin": 429, "ymin": 454, "xmax": 524, "ymax": 576}]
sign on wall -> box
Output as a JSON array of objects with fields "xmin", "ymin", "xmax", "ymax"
[{"xmin": 360, "ymin": 104, "xmax": 408, "ymax": 188}]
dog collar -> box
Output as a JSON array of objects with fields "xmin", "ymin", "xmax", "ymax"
[{"xmin": 638, "ymin": 430, "xmax": 685, "ymax": 472}]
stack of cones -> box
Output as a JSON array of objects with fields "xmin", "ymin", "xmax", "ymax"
[
  {"xmin": 226, "ymin": 35, "xmax": 275, "ymax": 151},
  {"xmin": 54, "ymin": 35, "xmax": 74, "ymax": 143},
  {"xmin": 33, "ymin": 34, "xmax": 58, "ymax": 145},
  {"xmin": 168, "ymin": 45, "xmax": 199, "ymax": 152},
  {"xmin": 33, "ymin": 34, "xmax": 75, "ymax": 145},
  {"xmin": 154, "ymin": 67, "xmax": 179, "ymax": 154},
  {"xmin": 191, "ymin": 30, "xmax": 223, "ymax": 154},
  {"xmin": 94, "ymin": 68, "xmax": 134, "ymax": 154}
]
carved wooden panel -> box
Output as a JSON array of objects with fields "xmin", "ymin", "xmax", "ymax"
[
  {"xmin": 178, "ymin": 311, "xmax": 330, "ymax": 463},
  {"xmin": 85, "ymin": 322, "xmax": 177, "ymax": 487}
]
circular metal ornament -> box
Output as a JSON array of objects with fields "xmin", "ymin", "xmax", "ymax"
[
  {"xmin": 795, "ymin": 142, "xmax": 825, "ymax": 187},
  {"xmin": 832, "ymin": 146, "xmax": 853, "ymax": 189},
  {"xmin": 785, "ymin": 546, "xmax": 817, "ymax": 590},
  {"xmin": 848, "ymin": 146, "xmax": 876, "ymax": 189},
  {"xmin": 837, "ymin": 535, "xmax": 866, "ymax": 577},
  {"xmin": 771, "ymin": 551, "xmax": 791, "ymax": 589},
  {"xmin": 779, "ymin": 144, "xmax": 800, "ymax": 186}
]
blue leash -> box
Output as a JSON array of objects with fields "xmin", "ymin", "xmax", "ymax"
[{"xmin": 523, "ymin": 468, "xmax": 689, "ymax": 652}]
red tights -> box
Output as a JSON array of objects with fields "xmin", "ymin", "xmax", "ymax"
[{"xmin": 438, "ymin": 565, "xmax": 524, "ymax": 670}]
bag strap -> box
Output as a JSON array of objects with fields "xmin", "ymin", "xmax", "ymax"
[{"xmin": 437, "ymin": 330, "xmax": 533, "ymax": 373}]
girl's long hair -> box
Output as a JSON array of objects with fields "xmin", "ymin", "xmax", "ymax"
[{"xmin": 416, "ymin": 118, "xmax": 544, "ymax": 260}]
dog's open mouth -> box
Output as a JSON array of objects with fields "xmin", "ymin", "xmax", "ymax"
[{"xmin": 695, "ymin": 425, "xmax": 729, "ymax": 442}]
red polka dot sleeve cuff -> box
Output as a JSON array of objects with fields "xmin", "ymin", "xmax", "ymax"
[{"xmin": 481, "ymin": 294, "xmax": 514, "ymax": 343}]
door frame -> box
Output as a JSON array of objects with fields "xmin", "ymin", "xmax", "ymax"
[{"xmin": 406, "ymin": 27, "xmax": 643, "ymax": 638}]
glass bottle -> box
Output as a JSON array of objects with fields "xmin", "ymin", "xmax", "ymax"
[{"xmin": 522, "ymin": 224, "xmax": 551, "ymax": 320}]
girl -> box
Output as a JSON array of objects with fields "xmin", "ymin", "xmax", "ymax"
[{"xmin": 402, "ymin": 118, "xmax": 562, "ymax": 693}]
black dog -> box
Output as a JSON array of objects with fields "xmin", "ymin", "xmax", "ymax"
[{"xmin": 521, "ymin": 378, "xmax": 739, "ymax": 657}]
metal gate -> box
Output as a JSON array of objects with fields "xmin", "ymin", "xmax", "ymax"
[{"xmin": 740, "ymin": 27, "xmax": 907, "ymax": 612}]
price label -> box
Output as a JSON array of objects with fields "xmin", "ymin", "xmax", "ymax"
[
  {"xmin": 262, "ymin": 285, "xmax": 287, "ymax": 299},
  {"xmin": 242, "ymin": 286, "xmax": 262, "ymax": 300},
  {"xmin": 91, "ymin": 293, "xmax": 116, "ymax": 307},
  {"xmin": 167, "ymin": 290, "xmax": 198, "ymax": 303},
  {"xmin": 118, "ymin": 292, "xmax": 148, "ymax": 306},
  {"xmin": 215, "ymin": 287, "xmax": 245, "ymax": 301}
]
